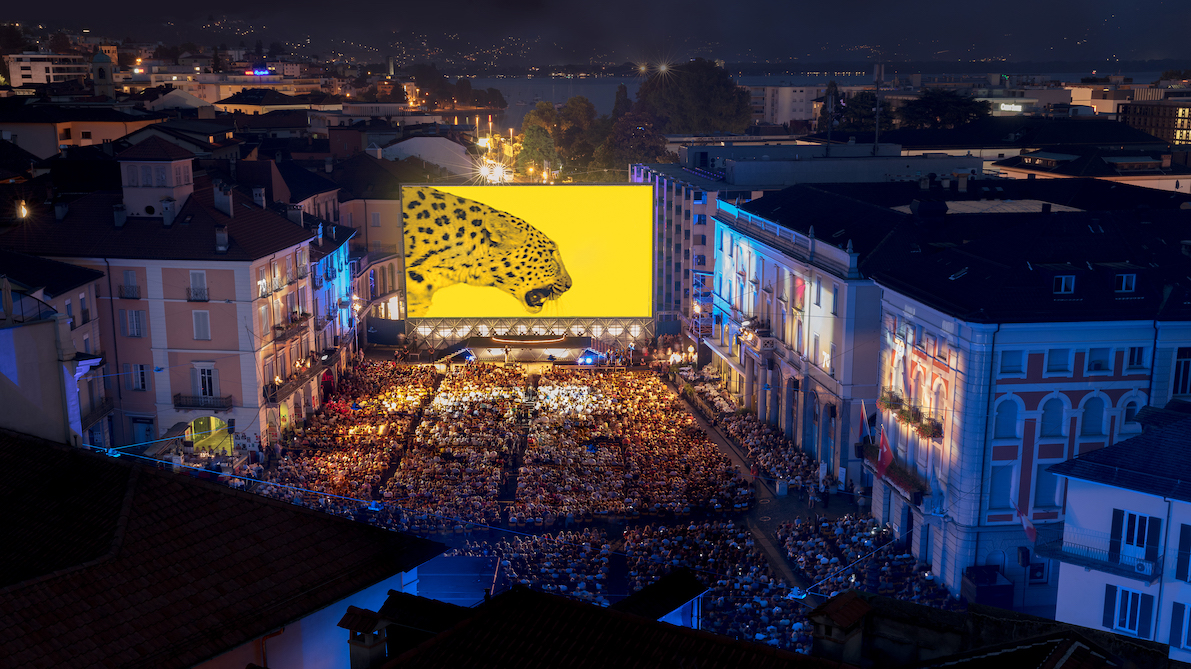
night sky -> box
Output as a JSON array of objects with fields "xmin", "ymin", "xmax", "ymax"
[{"xmin": 12, "ymin": 0, "xmax": 1191, "ymax": 64}]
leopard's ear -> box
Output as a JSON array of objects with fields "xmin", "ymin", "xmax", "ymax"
[{"xmin": 486, "ymin": 211, "xmax": 531, "ymax": 248}]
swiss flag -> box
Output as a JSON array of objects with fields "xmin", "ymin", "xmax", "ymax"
[
  {"xmin": 876, "ymin": 425, "xmax": 893, "ymax": 479},
  {"xmin": 1017, "ymin": 507, "xmax": 1038, "ymax": 543}
]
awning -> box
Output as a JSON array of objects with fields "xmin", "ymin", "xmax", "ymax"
[{"xmin": 704, "ymin": 340, "xmax": 746, "ymax": 376}]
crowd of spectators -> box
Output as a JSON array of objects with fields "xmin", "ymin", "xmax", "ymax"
[
  {"xmin": 625, "ymin": 521, "xmax": 813, "ymax": 652},
  {"xmin": 381, "ymin": 364, "xmax": 524, "ymax": 533},
  {"xmin": 446, "ymin": 529, "xmax": 613, "ymax": 606},
  {"xmin": 509, "ymin": 369, "xmax": 754, "ymax": 524},
  {"xmin": 776, "ymin": 514, "xmax": 962, "ymax": 611}
]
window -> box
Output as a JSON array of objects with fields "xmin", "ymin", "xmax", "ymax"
[
  {"xmin": 1047, "ymin": 349, "xmax": 1070, "ymax": 373},
  {"xmin": 1124, "ymin": 401, "xmax": 1139, "ymax": 425},
  {"xmin": 198, "ymin": 368, "xmax": 215, "ymax": 397},
  {"xmin": 923, "ymin": 332, "xmax": 937, "ymax": 357},
  {"xmin": 371, "ymin": 212, "xmax": 381, "ymax": 227},
  {"xmin": 989, "ymin": 465, "xmax": 1014, "ymax": 510},
  {"xmin": 193, "ymin": 311, "xmax": 211, "ymax": 340},
  {"xmin": 829, "ymin": 343, "xmax": 837, "ymax": 376},
  {"xmin": 123, "ymin": 363, "xmax": 150, "ymax": 391},
  {"xmin": 189, "ymin": 270, "xmax": 207, "ymax": 301},
  {"xmin": 1115, "ymin": 274, "xmax": 1136, "ymax": 293},
  {"xmin": 994, "ymin": 401, "xmax": 1017, "ymax": 439},
  {"xmin": 1040, "ymin": 398, "xmax": 1064, "ymax": 437},
  {"xmin": 831, "ymin": 284, "xmax": 839, "ymax": 315},
  {"xmin": 1170, "ymin": 602, "xmax": 1191, "ymax": 649},
  {"xmin": 120, "ymin": 309, "xmax": 146, "ymax": 337},
  {"xmin": 1053, "ymin": 275, "xmax": 1075, "ymax": 294},
  {"xmin": 796, "ymin": 319, "xmax": 803, "ymax": 354},
  {"xmin": 1034, "ymin": 464, "xmax": 1060, "ymax": 507},
  {"xmin": 998, "ymin": 350, "xmax": 1023, "ymax": 374},
  {"xmin": 815, "ymin": 278, "xmax": 822, "ymax": 306},
  {"xmin": 1128, "ymin": 347, "xmax": 1145, "ymax": 368},
  {"xmin": 259, "ymin": 304, "xmax": 270, "ymax": 332},
  {"xmin": 126, "ymin": 165, "xmax": 138, "ymax": 187},
  {"xmin": 140, "ymin": 166, "xmax": 152, "ymax": 186},
  {"xmin": 813, "ymin": 334, "xmax": 820, "ymax": 365},
  {"xmin": 1176, "ymin": 348, "xmax": 1191, "ymax": 396},
  {"xmin": 1105, "ymin": 585, "xmax": 1151, "ymax": 637},
  {"xmin": 1081, "ymin": 396, "xmax": 1105, "ymax": 436},
  {"xmin": 81, "ymin": 131, "xmax": 91, "ymax": 140},
  {"xmin": 155, "ymin": 166, "xmax": 167, "ymax": 187},
  {"xmin": 1087, "ymin": 347, "xmax": 1111, "ymax": 372}
]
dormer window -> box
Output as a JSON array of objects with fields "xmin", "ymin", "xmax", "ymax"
[
  {"xmin": 1053, "ymin": 275, "xmax": 1075, "ymax": 294},
  {"xmin": 1115, "ymin": 273, "xmax": 1136, "ymax": 293}
]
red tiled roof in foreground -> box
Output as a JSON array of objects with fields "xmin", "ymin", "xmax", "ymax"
[
  {"xmin": 0, "ymin": 431, "xmax": 446, "ymax": 669},
  {"xmin": 388, "ymin": 587, "xmax": 844, "ymax": 669}
]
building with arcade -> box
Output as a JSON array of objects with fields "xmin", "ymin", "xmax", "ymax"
[{"xmin": 700, "ymin": 176, "xmax": 1191, "ymax": 615}]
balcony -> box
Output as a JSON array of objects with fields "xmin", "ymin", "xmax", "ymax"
[
  {"xmin": 264, "ymin": 348, "xmax": 339, "ymax": 405},
  {"xmin": 1034, "ymin": 524, "xmax": 1164, "ymax": 584},
  {"xmin": 286, "ymin": 269, "xmax": 296, "ymax": 285},
  {"xmin": 80, "ymin": 395, "xmax": 115, "ymax": 430},
  {"xmin": 173, "ymin": 393, "xmax": 234, "ymax": 411},
  {"xmin": 118, "ymin": 284, "xmax": 141, "ymax": 299},
  {"xmin": 297, "ymin": 266, "xmax": 308, "ymax": 279},
  {"xmin": 186, "ymin": 287, "xmax": 209, "ymax": 302},
  {"xmin": 313, "ymin": 274, "xmax": 325, "ymax": 289},
  {"xmin": 272, "ymin": 313, "xmax": 312, "ymax": 343},
  {"xmin": 70, "ymin": 309, "xmax": 90, "ymax": 330},
  {"xmin": 271, "ymin": 276, "xmax": 284, "ymax": 293}
]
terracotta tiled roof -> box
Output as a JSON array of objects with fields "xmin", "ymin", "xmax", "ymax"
[
  {"xmin": 116, "ymin": 135, "xmax": 196, "ymax": 162},
  {"xmin": 0, "ymin": 174, "xmax": 315, "ymax": 262},
  {"xmin": 388, "ymin": 587, "xmax": 834, "ymax": 669},
  {"xmin": 0, "ymin": 431, "xmax": 446, "ymax": 669}
]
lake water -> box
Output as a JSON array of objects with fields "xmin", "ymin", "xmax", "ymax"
[{"xmin": 467, "ymin": 71, "xmax": 1165, "ymax": 135}]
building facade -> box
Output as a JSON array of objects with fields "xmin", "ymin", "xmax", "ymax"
[
  {"xmin": 2, "ymin": 52, "xmax": 88, "ymax": 85},
  {"xmin": 1046, "ymin": 407, "xmax": 1191, "ymax": 662}
]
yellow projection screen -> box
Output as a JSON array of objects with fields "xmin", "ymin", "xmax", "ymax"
[{"xmin": 400, "ymin": 185, "xmax": 652, "ymax": 318}]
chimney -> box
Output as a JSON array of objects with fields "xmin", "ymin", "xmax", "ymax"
[
  {"xmin": 113, "ymin": 204, "xmax": 127, "ymax": 228},
  {"xmin": 253, "ymin": 186, "xmax": 266, "ymax": 208},
  {"xmin": 325, "ymin": 157, "xmax": 334, "ymax": 174},
  {"xmin": 317, "ymin": 222, "xmax": 324, "ymax": 246},
  {"xmin": 1163, "ymin": 154, "xmax": 1173, "ymax": 168},
  {"xmin": 1041, "ymin": 202, "xmax": 1052, "ymax": 214},
  {"xmin": 331, "ymin": 225, "xmax": 337, "ymax": 241},
  {"xmin": 958, "ymin": 174, "xmax": 970, "ymax": 192},
  {"xmin": 918, "ymin": 177, "xmax": 930, "ymax": 190},
  {"xmin": 215, "ymin": 224, "xmax": 229, "ymax": 253},
  {"xmin": 214, "ymin": 183, "xmax": 234, "ymax": 217},
  {"xmin": 287, "ymin": 203, "xmax": 304, "ymax": 225},
  {"xmin": 54, "ymin": 201, "xmax": 69, "ymax": 220},
  {"xmin": 161, "ymin": 197, "xmax": 176, "ymax": 226},
  {"xmin": 367, "ymin": 144, "xmax": 382, "ymax": 159}
]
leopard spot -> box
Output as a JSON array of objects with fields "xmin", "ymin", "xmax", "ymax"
[
  {"xmin": 408, "ymin": 270, "xmax": 424, "ymax": 282},
  {"xmin": 442, "ymin": 233, "xmax": 450, "ymax": 241}
]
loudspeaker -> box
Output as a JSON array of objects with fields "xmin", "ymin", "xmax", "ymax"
[
  {"xmin": 227, "ymin": 418, "xmax": 236, "ymax": 435},
  {"xmin": 1017, "ymin": 546, "xmax": 1030, "ymax": 568}
]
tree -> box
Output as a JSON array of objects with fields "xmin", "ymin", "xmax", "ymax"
[
  {"xmin": 455, "ymin": 77, "xmax": 473, "ymax": 106},
  {"xmin": 521, "ymin": 101, "xmax": 558, "ymax": 136},
  {"xmin": 559, "ymin": 95, "xmax": 596, "ymax": 134},
  {"xmin": 611, "ymin": 83, "xmax": 632, "ymax": 121},
  {"xmin": 49, "ymin": 32, "xmax": 72, "ymax": 54},
  {"xmin": 178, "ymin": 42, "xmax": 199, "ymax": 56},
  {"xmin": 254, "ymin": 40, "xmax": 264, "ymax": 58},
  {"xmin": 268, "ymin": 41, "xmax": 286, "ymax": 57},
  {"xmin": 211, "ymin": 46, "xmax": 222, "ymax": 72},
  {"xmin": 836, "ymin": 91, "xmax": 894, "ymax": 133},
  {"xmin": 634, "ymin": 58, "xmax": 751, "ymax": 134},
  {"xmin": 519, "ymin": 124, "xmax": 558, "ymax": 175},
  {"xmin": 0, "ymin": 24, "xmax": 31, "ymax": 54},
  {"xmin": 593, "ymin": 109, "xmax": 673, "ymax": 169},
  {"xmin": 818, "ymin": 81, "xmax": 842, "ymax": 132},
  {"xmin": 898, "ymin": 89, "xmax": 991, "ymax": 130}
]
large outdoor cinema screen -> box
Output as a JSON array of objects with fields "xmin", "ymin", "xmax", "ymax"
[{"xmin": 401, "ymin": 185, "xmax": 652, "ymax": 319}]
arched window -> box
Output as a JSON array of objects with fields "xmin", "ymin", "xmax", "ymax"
[
  {"xmin": 140, "ymin": 165, "xmax": 152, "ymax": 187},
  {"xmin": 1081, "ymin": 397, "xmax": 1105, "ymax": 436},
  {"xmin": 994, "ymin": 401, "xmax": 1017, "ymax": 439},
  {"xmin": 126, "ymin": 164, "xmax": 137, "ymax": 187},
  {"xmin": 97, "ymin": 67, "xmax": 106, "ymax": 80},
  {"xmin": 1124, "ymin": 401, "xmax": 1139, "ymax": 424},
  {"xmin": 1040, "ymin": 398, "xmax": 1064, "ymax": 437}
]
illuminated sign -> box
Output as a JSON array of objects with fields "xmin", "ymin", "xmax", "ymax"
[
  {"xmin": 400, "ymin": 185, "xmax": 652, "ymax": 318},
  {"xmin": 244, "ymin": 69, "xmax": 271, "ymax": 76},
  {"xmin": 999, "ymin": 103, "xmax": 1023, "ymax": 112}
]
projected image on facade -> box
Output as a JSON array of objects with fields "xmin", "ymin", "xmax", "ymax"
[{"xmin": 401, "ymin": 185, "xmax": 652, "ymax": 318}]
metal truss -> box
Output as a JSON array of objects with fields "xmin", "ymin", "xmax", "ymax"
[{"xmin": 407, "ymin": 317, "xmax": 656, "ymax": 349}]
